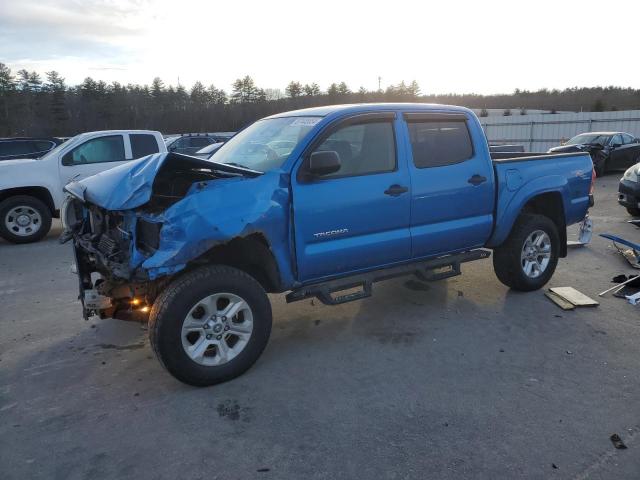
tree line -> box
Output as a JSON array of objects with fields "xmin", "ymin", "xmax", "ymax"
[{"xmin": 1, "ymin": 62, "xmax": 639, "ymax": 137}]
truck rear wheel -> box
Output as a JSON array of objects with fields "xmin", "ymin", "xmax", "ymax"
[
  {"xmin": 0, "ymin": 195, "xmax": 52, "ymax": 244},
  {"xmin": 149, "ymin": 265, "xmax": 272, "ymax": 386},
  {"xmin": 493, "ymin": 214, "xmax": 559, "ymax": 291}
]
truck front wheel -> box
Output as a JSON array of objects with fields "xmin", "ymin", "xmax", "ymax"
[
  {"xmin": 149, "ymin": 265, "xmax": 272, "ymax": 386},
  {"xmin": 493, "ymin": 214, "xmax": 559, "ymax": 291},
  {"xmin": 0, "ymin": 195, "xmax": 52, "ymax": 244}
]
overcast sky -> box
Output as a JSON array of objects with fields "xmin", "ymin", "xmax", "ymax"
[{"xmin": 1, "ymin": 0, "xmax": 639, "ymax": 94}]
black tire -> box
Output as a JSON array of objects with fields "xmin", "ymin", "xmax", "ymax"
[
  {"xmin": 626, "ymin": 207, "xmax": 640, "ymax": 217},
  {"xmin": 0, "ymin": 195, "xmax": 52, "ymax": 244},
  {"xmin": 493, "ymin": 214, "xmax": 560, "ymax": 291},
  {"xmin": 149, "ymin": 265, "xmax": 272, "ymax": 386}
]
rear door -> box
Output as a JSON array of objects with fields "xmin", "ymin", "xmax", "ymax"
[
  {"xmin": 292, "ymin": 112, "xmax": 412, "ymax": 282},
  {"xmin": 403, "ymin": 112, "xmax": 495, "ymax": 258}
]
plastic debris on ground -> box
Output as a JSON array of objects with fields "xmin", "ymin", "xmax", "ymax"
[
  {"xmin": 603, "ymin": 275, "xmax": 640, "ymax": 305},
  {"xmin": 600, "ymin": 233, "xmax": 640, "ymax": 269},
  {"xmin": 610, "ymin": 433, "xmax": 628, "ymax": 450},
  {"xmin": 567, "ymin": 215, "xmax": 593, "ymax": 248}
]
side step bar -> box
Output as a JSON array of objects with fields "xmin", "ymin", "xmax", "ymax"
[{"xmin": 286, "ymin": 249, "xmax": 491, "ymax": 306}]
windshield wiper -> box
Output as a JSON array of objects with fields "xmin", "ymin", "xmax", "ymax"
[
  {"xmin": 224, "ymin": 162, "xmax": 250, "ymax": 169},
  {"xmin": 204, "ymin": 161, "xmax": 263, "ymax": 178}
]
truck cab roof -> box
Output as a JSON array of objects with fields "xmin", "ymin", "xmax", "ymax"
[{"xmin": 267, "ymin": 103, "xmax": 475, "ymax": 119}]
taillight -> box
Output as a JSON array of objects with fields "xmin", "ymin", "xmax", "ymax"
[{"xmin": 589, "ymin": 167, "xmax": 596, "ymax": 195}]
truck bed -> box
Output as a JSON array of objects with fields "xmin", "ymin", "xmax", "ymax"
[
  {"xmin": 491, "ymin": 151, "xmax": 584, "ymax": 161},
  {"xmin": 486, "ymin": 151, "xmax": 594, "ymax": 248}
]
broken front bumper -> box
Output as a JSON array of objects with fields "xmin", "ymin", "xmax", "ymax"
[
  {"xmin": 64, "ymin": 196, "xmax": 156, "ymax": 321},
  {"xmin": 619, "ymin": 180, "xmax": 640, "ymax": 210},
  {"xmin": 72, "ymin": 239, "xmax": 153, "ymax": 321}
]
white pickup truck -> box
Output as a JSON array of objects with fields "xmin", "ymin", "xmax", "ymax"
[{"xmin": 0, "ymin": 130, "xmax": 166, "ymax": 243}]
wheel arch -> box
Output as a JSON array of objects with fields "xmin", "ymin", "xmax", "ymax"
[
  {"xmin": 495, "ymin": 191, "xmax": 567, "ymax": 257},
  {"xmin": 0, "ymin": 187, "xmax": 57, "ymax": 216},
  {"xmin": 185, "ymin": 233, "xmax": 283, "ymax": 293},
  {"xmin": 520, "ymin": 192, "xmax": 567, "ymax": 257}
]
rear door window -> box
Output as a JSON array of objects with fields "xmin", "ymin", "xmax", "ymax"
[
  {"xmin": 407, "ymin": 120, "xmax": 473, "ymax": 168},
  {"xmin": 621, "ymin": 134, "xmax": 635, "ymax": 145},
  {"xmin": 131, "ymin": 134, "xmax": 160, "ymax": 158}
]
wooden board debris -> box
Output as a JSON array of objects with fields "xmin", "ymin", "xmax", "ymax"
[
  {"xmin": 549, "ymin": 287, "xmax": 599, "ymax": 307},
  {"xmin": 545, "ymin": 291, "xmax": 576, "ymax": 310}
]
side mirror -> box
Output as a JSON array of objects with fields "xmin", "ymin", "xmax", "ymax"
[
  {"xmin": 308, "ymin": 151, "xmax": 341, "ymax": 176},
  {"xmin": 169, "ymin": 145, "xmax": 177, "ymax": 152},
  {"xmin": 611, "ymin": 143, "xmax": 621, "ymax": 148}
]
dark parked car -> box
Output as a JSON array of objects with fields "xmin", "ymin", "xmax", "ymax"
[
  {"xmin": 548, "ymin": 132, "xmax": 640, "ymax": 176},
  {"xmin": 0, "ymin": 137, "xmax": 63, "ymax": 161},
  {"xmin": 619, "ymin": 161, "xmax": 640, "ymax": 216},
  {"xmin": 164, "ymin": 133, "xmax": 235, "ymax": 156}
]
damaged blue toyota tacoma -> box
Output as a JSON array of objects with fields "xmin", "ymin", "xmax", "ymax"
[{"xmin": 62, "ymin": 103, "xmax": 595, "ymax": 386}]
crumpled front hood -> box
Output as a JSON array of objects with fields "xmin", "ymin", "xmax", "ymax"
[
  {"xmin": 549, "ymin": 144, "xmax": 605, "ymax": 154},
  {"xmin": 73, "ymin": 153, "xmax": 167, "ymax": 210},
  {"xmin": 70, "ymin": 152, "xmax": 261, "ymax": 211}
]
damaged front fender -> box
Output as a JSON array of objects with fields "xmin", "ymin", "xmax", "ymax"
[{"xmin": 137, "ymin": 170, "xmax": 293, "ymax": 286}]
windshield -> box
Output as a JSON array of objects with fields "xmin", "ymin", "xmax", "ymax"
[
  {"xmin": 211, "ymin": 116, "xmax": 321, "ymax": 171},
  {"xmin": 38, "ymin": 135, "xmax": 82, "ymax": 159},
  {"xmin": 566, "ymin": 134, "xmax": 610, "ymax": 146}
]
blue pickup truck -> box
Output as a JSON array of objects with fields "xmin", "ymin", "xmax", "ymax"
[{"xmin": 62, "ymin": 103, "xmax": 594, "ymax": 386}]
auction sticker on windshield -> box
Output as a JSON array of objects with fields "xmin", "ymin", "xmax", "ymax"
[{"xmin": 290, "ymin": 117, "xmax": 322, "ymax": 127}]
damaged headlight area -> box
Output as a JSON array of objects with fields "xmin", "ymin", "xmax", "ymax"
[
  {"xmin": 62, "ymin": 196, "xmax": 157, "ymax": 320},
  {"xmin": 63, "ymin": 198, "xmax": 132, "ymax": 278},
  {"xmin": 623, "ymin": 164, "xmax": 639, "ymax": 183}
]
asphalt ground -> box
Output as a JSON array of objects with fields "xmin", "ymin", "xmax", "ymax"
[{"xmin": 1, "ymin": 176, "xmax": 639, "ymax": 479}]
